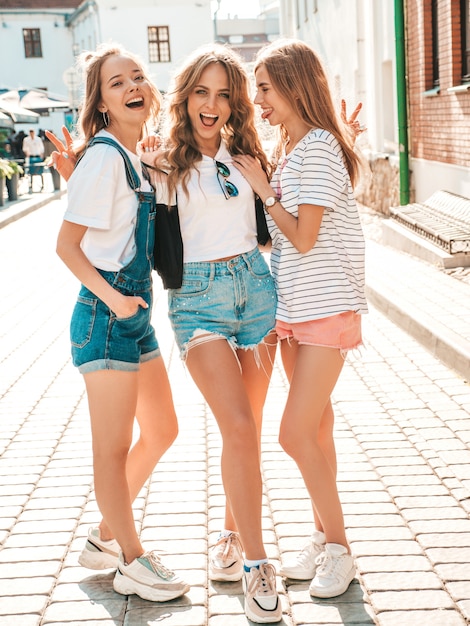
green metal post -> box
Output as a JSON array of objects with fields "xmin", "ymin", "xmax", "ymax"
[{"xmin": 395, "ymin": 0, "xmax": 410, "ymax": 205}]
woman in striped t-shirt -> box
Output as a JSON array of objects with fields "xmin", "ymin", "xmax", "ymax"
[{"xmin": 233, "ymin": 39, "xmax": 368, "ymax": 601}]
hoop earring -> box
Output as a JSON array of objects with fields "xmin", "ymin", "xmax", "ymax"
[{"xmin": 102, "ymin": 111, "xmax": 109, "ymax": 127}]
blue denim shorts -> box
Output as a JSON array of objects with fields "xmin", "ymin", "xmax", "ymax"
[
  {"xmin": 168, "ymin": 247, "xmax": 276, "ymax": 359},
  {"xmin": 70, "ymin": 283, "xmax": 160, "ymax": 374}
]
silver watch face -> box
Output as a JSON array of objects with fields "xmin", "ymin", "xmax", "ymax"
[{"xmin": 265, "ymin": 196, "xmax": 277, "ymax": 207}]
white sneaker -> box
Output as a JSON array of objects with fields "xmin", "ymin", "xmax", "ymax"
[
  {"xmin": 113, "ymin": 551, "xmax": 190, "ymax": 602},
  {"xmin": 309, "ymin": 543, "xmax": 355, "ymax": 598},
  {"xmin": 209, "ymin": 532, "xmax": 244, "ymax": 582},
  {"xmin": 243, "ymin": 563, "xmax": 282, "ymax": 623},
  {"xmin": 78, "ymin": 527, "xmax": 120, "ymax": 570},
  {"xmin": 279, "ymin": 530, "xmax": 325, "ymax": 579}
]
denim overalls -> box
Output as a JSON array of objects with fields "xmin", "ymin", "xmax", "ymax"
[{"xmin": 70, "ymin": 136, "xmax": 160, "ymax": 373}]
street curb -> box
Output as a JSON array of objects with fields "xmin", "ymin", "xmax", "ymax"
[
  {"xmin": 366, "ymin": 282, "xmax": 470, "ymax": 382},
  {"xmin": 0, "ymin": 189, "xmax": 66, "ymax": 229}
]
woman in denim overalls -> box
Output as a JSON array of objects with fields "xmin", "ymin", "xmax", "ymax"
[{"xmin": 55, "ymin": 44, "xmax": 188, "ymax": 603}]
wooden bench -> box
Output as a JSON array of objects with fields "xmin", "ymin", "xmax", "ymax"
[{"xmin": 389, "ymin": 190, "xmax": 470, "ymax": 254}]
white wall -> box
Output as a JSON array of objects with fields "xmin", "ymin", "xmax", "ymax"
[
  {"xmin": 0, "ymin": 11, "xmax": 75, "ymax": 134},
  {"xmin": 0, "ymin": 0, "xmax": 214, "ymax": 135},
  {"xmin": 101, "ymin": 4, "xmax": 212, "ymax": 92},
  {"xmin": 278, "ymin": 0, "xmax": 397, "ymax": 157},
  {"xmin": 411, "ymin": 159, "xmax": 470, "ymax": 203}
]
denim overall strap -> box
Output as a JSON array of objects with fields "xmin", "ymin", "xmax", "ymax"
[
  {"xmin": 86, "ymin": 136, "xmax": 156, "ymax": 292},
  {"xmin": 87, "ymin": 136, "xmax": 141, "ymax": 190}
]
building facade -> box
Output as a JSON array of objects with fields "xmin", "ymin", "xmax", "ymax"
[
  {"xmin": 6, "ymin": 0, "xmax": 467, "ymax": 210},
  {"xmin": 0, "ymin": 0, "xmax": 214, "ymax": 134},
  {"xmin": 407, "ymin": 0, "xmax": 470, "ymax": 201},
  {"xmin": 0, "ymin": 0, "xmax": 80, "ymax": 133},
  {"xmin": 278, "ymin": 0, "xmax": 400, "ymax": 212},
  {"xmin": 67, "ymin": 0, "xmax": 213, "ymax": 94},
  {"xmin": 278, "ymin": 0, "xmax": 470, "ymax": 208}
]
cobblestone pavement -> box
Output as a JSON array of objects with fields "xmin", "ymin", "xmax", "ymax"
[{"xmin": 1, "ymin": 198, "xmax": 469, "ymax": 626}]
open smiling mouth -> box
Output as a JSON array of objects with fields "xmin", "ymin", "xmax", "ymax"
[
  {"xmin": 126, "ymin": 97, "xmax": 144, "ymax": 109},
  {"xmin": 261, "ymin": 108, "xmax": 272, "ymax": 120},
  {"xmin": 200, "ymin": 113, "xmax": 218, "ymax": 127}
]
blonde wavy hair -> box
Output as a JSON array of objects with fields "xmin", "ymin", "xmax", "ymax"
[
  {"xmin": 164, "ymin": 44, "xmax": 270, "ymax": 196},
  {"xmin": 255, "ymin": 39, "xmax": 360, "ymax": 188},
  {"xmin": 75, "ymin": 42, "xmax": 161, "ymax": 156}
]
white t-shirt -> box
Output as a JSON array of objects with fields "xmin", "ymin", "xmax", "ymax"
[
  {"xmin": 268, "ymin": 128, "xmax": 368, "ymax": 323},
  {"xmin": 176, "ymin": 142, "xmax": 258, "ymax": 262},
  {"xmin": 22, "ymin": 134, "xmax": 44, "ymax": 157},
  {"xmin": 65, "ymin": 130, "xmax": 152, "ymax": 271}
]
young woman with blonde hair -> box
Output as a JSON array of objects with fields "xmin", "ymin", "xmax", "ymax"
[
  {"xmin": 54, "ymin": 42, "xmax": 189, "ymax": 602},
  {"xmin": 233, "ymin": 38, "xmax": 368, "ymax": 600}
]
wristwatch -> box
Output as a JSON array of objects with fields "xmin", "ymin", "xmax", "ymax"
[{"xmin": 263, "ymin": 196, "xmax": 279, "ymax": 211}]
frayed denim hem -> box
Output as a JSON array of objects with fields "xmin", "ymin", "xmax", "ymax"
[{"xmin": 180, "ymin": 327, "xmax": 277, "ymax": 376}]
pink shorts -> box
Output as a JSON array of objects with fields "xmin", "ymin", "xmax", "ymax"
[{"xmin": 276, "ymin": 311, "xmax": 362, "ymax": 351}]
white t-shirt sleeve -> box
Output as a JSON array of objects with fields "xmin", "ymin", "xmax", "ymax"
[
  {"xmin": 298, "ymin": 132, "xmax": 347, "ymax": 211},
  {"xmin": 65, "ymin": 144, "xmax": 123, "ymax": 229}
]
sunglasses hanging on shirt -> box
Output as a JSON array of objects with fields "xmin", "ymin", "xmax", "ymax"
[{"xmin": 215, "ymin": 160, "xmax": 239, "ymax": 199}]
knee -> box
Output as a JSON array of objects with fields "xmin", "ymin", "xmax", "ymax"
[
  {"xmin": 279, "ymin": 423, "xmax": 306, "ymax": 460},
  {"xmin": 162, "ymin": 418, "xmax": 179, "ymax": 448},
  {"xmin": 223, "ymin": 414, "xmax": 258, "ymax": 454},
  {"xmin": 93, "ymin": 441, "xmax": 129, "ymax": 466},
  {"xmin": 146, "ymin": 412, "xmax": 179, "ymax": 451}
]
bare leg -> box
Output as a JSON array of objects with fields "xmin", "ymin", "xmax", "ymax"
[
  {"xmin": 97, "ymin": 356, "xmax": 179, "ymax": 541},
  {"xmin": 279, "ymin": 342, "xmax": 348, "ymax": 549},
  {"xmin": 222, "ymin": 331, "xmax": 278, "ymax": 532},
  {"xmin": 280, "ymin": 339, "xmax": 336, "ymax": 533},
  {"xmin": 186, "ymin": 337, "xmax": 267, "ymax": 560},
  {"xmin": 84, "ymin": 369, "xmax": 143, "ymax": 563}
]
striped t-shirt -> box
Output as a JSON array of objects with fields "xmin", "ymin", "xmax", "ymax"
[{"xmin": 267, "ymin": 128, "xmax": 368, "ymax": 323}]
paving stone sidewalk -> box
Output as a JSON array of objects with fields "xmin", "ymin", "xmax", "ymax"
[{"xmin": 0, "ymin": 199, "xmax": 469, "ymax": 625}]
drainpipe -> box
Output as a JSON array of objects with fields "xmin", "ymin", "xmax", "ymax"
[
  {"xmin": 394, "ymin": 0, "xmax": 410, "ymax": 205},
  {"xmin": 213, "ymin": 0, "xmax": 221, "ymax": 41}
]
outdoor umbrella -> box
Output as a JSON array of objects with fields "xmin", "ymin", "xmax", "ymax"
[
  {"xmin": 0, "ymin": 111, "xmax": 14, "ymax": 129},
  {"xmin": 0, "ymin": 98, "xmax": 39, "ymax": 124},
  {"xmin": 0, "ymin": 88, "xmax": 70, "ymax": 112}
]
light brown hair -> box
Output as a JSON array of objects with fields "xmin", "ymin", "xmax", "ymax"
[
  {"xmin": 164, "ymin": 44, "xmax": 270, "ymax": 196},
  {"xmin": 76, "ymin": 42, "xmax": 161, "ymax": 155},
  {"xmin": 255, "ymin": 39, "xmax": 360, "ymax": 187}
]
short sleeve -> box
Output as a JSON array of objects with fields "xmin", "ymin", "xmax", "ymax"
[
  {"xmin": 65, "ymin": 144, "xmax": 124, "ymax": 229},
  {"xmin": 298, "ymin": 131, "xmax": 348, "ymax": 211}
]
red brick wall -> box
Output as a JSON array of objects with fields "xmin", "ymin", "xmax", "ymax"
[{"xmin": 407, "ymin": 0, "xmax": 470, "ymax": 167}]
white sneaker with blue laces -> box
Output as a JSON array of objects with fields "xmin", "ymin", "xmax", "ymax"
[{"xmin": 78, "ymin": 527, "xmax": 120, "ymax": 570}]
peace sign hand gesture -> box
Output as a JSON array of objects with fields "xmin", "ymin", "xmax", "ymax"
[
  {"xmin": 45, "ymin": 126, "xmax": 76, "ymax": 182},
  {"xmin": 341, "ymin": 100, "xmax": 366, "ymax": 141}
]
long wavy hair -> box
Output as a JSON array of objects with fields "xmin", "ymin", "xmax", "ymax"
[
  {"xmin": 75, "ymin": 42, "xmax": 161, "ymax": 156},
  {"xmin": 164, "ymin": 44, "xmax": 270, "ymax": 196},
  {"xmin": 255, "ymin": 39, "xmax": 361, "ymax": 188}
]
